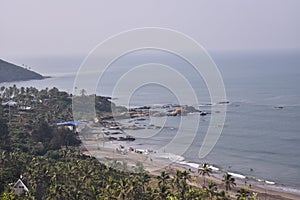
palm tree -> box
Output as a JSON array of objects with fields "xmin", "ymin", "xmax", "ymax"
[
  {"xmin": 0, "ymin": 86, "xmax": 5, "ymax": 96},
  {"xmin": 172, "ymin": 170, "xmax": 182, "ymax": 190},
  {"xmin": 222, "ymin": 173, "xmax": 236, "ymax": 192},
  {"xmin": 157, "ymin": 171, "xmax": 170, "ymax": 186},
  {"xmin": 20, "ymin": 87, "xmax": 25, "ymax": 95},
  {"xmin": 217, "ymin": 190, "xmax": 230, "ymax": 200},
  {"xmin": 80, "ymin": 89, "xmax": 87, "ymax": 96},
  {"xmin": 115, "ymin": 177, "xmax": 133, "ymax": 200},
  {"xmin": 205, "ymin": 181, "xmax": 218, "ymax": 200},
  {"xmin": 0, "ymin": 119, "xmax": 9, "ymax": 149},
  {"xmin": 181, "ymin": 170, "xmax": 191, "ymax": 182},
  {"xmin": 170, "ymin": 170, "xmax": 191, "ymax": 199},
  {"xmin": 179, "ymin": 170, "xmax": 191, "ymax": 199},
  {"xmin": 137, "ymin": 173, "xmax": 150, "ymax": 193},
  {"xmin": 198, "ymin": 163, "xmax": 212, "ymax": 186},
  {"xmin": 156, "ymin": 184, "xmax": 170, "ymax": 200},
  {"xmin": 236, "ymin": 188, "xmax": 250, "ymax": 200}
]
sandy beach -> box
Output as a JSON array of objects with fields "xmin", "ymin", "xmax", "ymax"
[{"xmin": 81, "ymin": 138, "xmax": 300, "ymax": 200}]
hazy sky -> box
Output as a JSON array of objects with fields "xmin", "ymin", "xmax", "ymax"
[{"xmin": 1, "ymin": 0, "xmax": 300, "ymax": 58}]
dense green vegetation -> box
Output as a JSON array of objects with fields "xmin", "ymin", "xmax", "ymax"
[
  {"xmin": 0, "ymin": 86, "xmax": 259, "ymax": 199},
  {"xmin": 0, "ymin": 59, "xmax": 45, "ymax": 83}
]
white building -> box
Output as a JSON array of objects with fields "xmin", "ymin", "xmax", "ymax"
[{"xmin": 13, "ymin": 179, "xmax": 29, "ymax": 195}]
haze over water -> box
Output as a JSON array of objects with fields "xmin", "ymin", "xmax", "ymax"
[{"xmin": 3, "ymin": 50, "xmax": 300, "ymax": 191}]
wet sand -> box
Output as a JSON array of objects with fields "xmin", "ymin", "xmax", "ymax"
[{"xmin": 82, "ymin": 140, "xmax": 300, "ymax": 200}]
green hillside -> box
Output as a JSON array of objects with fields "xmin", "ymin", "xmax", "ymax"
[{"xmin": 0, "ymin": 59, "xmax": 46, "ymax": 83}]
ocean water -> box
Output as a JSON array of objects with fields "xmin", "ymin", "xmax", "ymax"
[{"xmin": 2, "ymin": 50, "xmax": 300, "ymax": 192}]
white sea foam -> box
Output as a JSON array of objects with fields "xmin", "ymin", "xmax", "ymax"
[
  {"xmin": 154, "ymin": 153, "xmax": 185, "ymax": 162},
  {"xmin": 274, "ymin": 186, "xmax": 300, "ymax": 195},
  {"xmin": 178, "ymin": 161, "xmax": 200, "ymax": 169},
  {"xmin": 228, "ymin": 172, "xmax": 246, "ymax": 179},
  {"xmin": 176, "ymin": 161, "xmax": 219, "ymax": 172},
  {"xmin": 265, "ymin": 180, "xmax": 275, "ymax": 185},
  {"xmin": 209, "ymin": 165, "xmax": 220, "ymax": 171},
  {"xmin": 255, "ymin": 178, "xmax": 275, "ymax": 185}
]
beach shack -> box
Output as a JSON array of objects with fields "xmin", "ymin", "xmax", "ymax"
[
  {"xmin": 2, "ymin": 100, "xmax": 18, "ymax": 107},
  {"xmin": 13, "ymin": 179, "xmax": 29, "ymax": 195},
  {"xmin": 56, "ymin": 121, "xmax": 78, "ymax": 132},
  {"xmin": 56, "ymin": 121, "xmax": 87, "ymax": 132}
]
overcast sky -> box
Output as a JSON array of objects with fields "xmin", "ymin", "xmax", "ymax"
[{"xmin": 1, "ymin": 0, "xmax": 300, "ymax": 59}]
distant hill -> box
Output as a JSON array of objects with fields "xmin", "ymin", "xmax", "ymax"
[{"xmin": 0, "ymin": 59, "xmax": 47, "ymax": 83}]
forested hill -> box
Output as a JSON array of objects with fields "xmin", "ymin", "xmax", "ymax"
[{"xmin": 0, "ymin": 59, "xmax": 46, "ymax": 83}]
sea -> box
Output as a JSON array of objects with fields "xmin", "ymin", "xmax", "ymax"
[{"xmin": 2, "ymin": 50, "xmax": 300, "ymax": 194}]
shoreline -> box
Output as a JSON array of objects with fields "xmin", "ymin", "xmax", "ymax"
[
  {"xmin": 81, "ymin": 139, "xmax": 300, "ymax": 200},
  {"xmin": 0, "ymin": 75, "xmax": 51, "ymax": 84}
]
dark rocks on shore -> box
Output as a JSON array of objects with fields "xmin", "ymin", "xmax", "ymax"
[
  {"xmin": 200, "ymin": 112, "xmax": 207, "ymax": 116},
  {"xmin": 274, "ymin": 106, "xmax": 284, "ymax": 109},
  {"xmin": 217, "ymin": 101, "xmax": 230, "ymax": 105}
]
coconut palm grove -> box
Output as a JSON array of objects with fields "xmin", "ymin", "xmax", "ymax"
[{"xmin": 0, "ymin": 86, "xmax": 261, "ymax": 199}]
